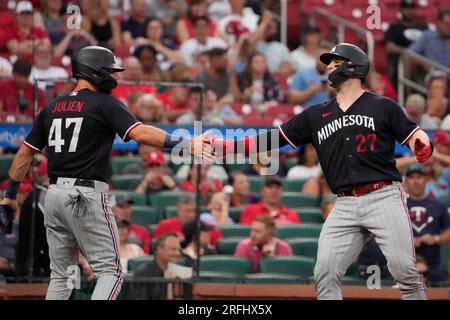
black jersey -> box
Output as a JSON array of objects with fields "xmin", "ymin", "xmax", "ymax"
[
  {"xmin": 24, "ymin": 89, "xmax": 141, "ymax": 182},
  {"xmin": 278, "ymin": 91, "xmax": 418, "ymax": 194}
]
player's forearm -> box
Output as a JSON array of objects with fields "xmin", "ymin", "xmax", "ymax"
[
  {"xmin": 128, "ymin": 124, "xmax": 167, "ymax": 148},
  {"xmin": 408, "ymin": 129, "xmax": 430, "ymax": 152},
  {"xmin": 438, "ymin": 229, "xmax": 450, "ymax": 245},
  {"xmin": 9, "ymin": 144, "xmax": 36, "ymax": 182}
]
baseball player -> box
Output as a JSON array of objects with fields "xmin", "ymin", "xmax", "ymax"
[
  {"xmin": 0, "ymin": 46, "xmax": 214, "ymax": 300},
  {"xmin": 213, "ymin": 43, "xmax": 432, "ymax": 299}
]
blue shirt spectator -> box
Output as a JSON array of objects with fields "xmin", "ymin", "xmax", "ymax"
[
  {"xmin": 289, "ymin": 68, "xmax": 329, "ymax": 108},
  {"xmin": 409, "ymin": 9, "xmax": 450, "ymax": 66}
]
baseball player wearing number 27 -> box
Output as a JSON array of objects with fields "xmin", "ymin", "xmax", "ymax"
[
  {"xmin": 212, "ymin": 43, "xmax": 431, "ymax": 300},
  {"xmin": 0, "ymin": 46, "xmax": 215, "ymax": 300}
]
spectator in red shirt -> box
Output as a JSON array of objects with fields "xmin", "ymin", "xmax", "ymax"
[
  {"xmin": 0, "ymin": 59, "xmax": 45, "ymax": 122},
  {"xmin": 111, "ymin": 194, "xmax": 151, "ymax": 254},
  {"xmin": 157, "ymin": 79, "xmax": 191, "ymax": 122},
  {"xmin": 153, "ymin": 194, "xmax": 222, "ymax": 246},
  {"xmin": 235, "ymin": 214, "xmax": 293, "ymax": 272},
  {"xmin": 179, "ymin": 163, "xmax": 224, "ymax": 202},
  {"xmin": 240, "ymin": 175, "xmax": 300, "ymax": 225},
  {"xmin": 6, "ymin": 1, "xmax": 51, "ymax": 61}
]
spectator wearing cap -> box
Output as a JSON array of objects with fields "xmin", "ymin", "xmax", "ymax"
[
  {"xmin": 425, "ymin": 71, "xmax": 450, "ymax": 125},
  {"xmin": 289, "ymin": 45, "xmax": 331, "ymax": 108},
  {"xmin": 6, "ymin": 1, "xmax": 51, "ymax": 60},
  {"xmin": 384, "ymin": 0, "xmax": 428, "ymax": 86},
  {"xmin": 153, "ymin": 194, "xmax": 223, "ymax": 246},
  {"xmin": 121, "ymin": 0, "xmax": 148, "ymax": 46},
  {"xmin": 235, "ymin": 214, "xmax": 293, "ymax": 272},
  {"xmin": 181, "ymin": 219, "xmax": 217, "ymax": 267},
  {"xmin": 147, "ymin": 0, "xmax": 187, "ymax": 41},
  {"xmin": 134, "ymin": 150, "xmax": 177, "ymax": 195},
  {"xmin": 112, "ymin": 194, "xmax": 151, "ymax": 254},
  {"xmin": 175, "ymin": 0, "xmax": 223, "ymax": 45},
  {"xmin": 404, "ymin": 93, "xmax": 438, "ymax": 130},
  {"xmin": 0, "ymin": 59, "xmax": 45, "ymax": 122},
  {"xmin": 200, "ymin": 191, "xmax": 234, "ymax": 226},
  {"xmin": 117, "ymin": 218, "xmax": 147, "ymax": 273},
  {"xmin": 409, "ymin": 8, "xmax": 450, "ymax": 67},
  {"xmin": 193, "ymin": 47, "xmax": 230, "ymax": 99},
  {"xmin": 290, "ymin": 25, "xmax": 322, "ymax": 72},
  {"xmin": 179, "ymin": 15, "xmax": 228, "ymax": 68},
  {"xmin": 129, "ymin": 233, "xmax": 181, "ymax": 300},
  {"xmin": 133, "ymin": 45, "xmax": 170, "ymax": 83},
  {"xmin": 122, "ymin": 145, "xmax": 158, "ymax": 175},
  {"xmin": 239, "ymin": 176, "xmax": 300, "ymax": 225},
  {"xmin": 404, "ymin": 164, "xmax": 450, "ymax": 283}
]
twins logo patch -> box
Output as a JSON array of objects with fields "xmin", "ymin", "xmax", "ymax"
[{"xmin": 409, "ymin": 206, "xmax": 434, "ymax": 233}]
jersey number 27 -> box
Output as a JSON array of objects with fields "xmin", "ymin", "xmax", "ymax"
[{"xmin": 48, "ymin": 118, "xmax": 83, "ymax": 153}]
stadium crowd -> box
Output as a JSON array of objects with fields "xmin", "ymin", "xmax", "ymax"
[{"xmin": 0, "ymin": 0, "xmax": 450, "ymax": 299}]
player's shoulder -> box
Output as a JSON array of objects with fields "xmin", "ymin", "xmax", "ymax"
[
  {"xmin": 364, "ymin": 91, "xmax": 400, "ymax": 108},
  {"xmin": 302, "ymin": 97, "xmax": 337, "ymax": 115}
]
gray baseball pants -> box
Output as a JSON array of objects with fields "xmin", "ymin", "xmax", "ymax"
[
  {"xmin": 314, "ymin": 181, "xmax": 427, "ymax": 300},
  {"xmin": 43, "ymin": 177, "xmax": 123, "ymax": 300}
]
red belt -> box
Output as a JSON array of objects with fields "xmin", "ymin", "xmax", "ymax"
[{"xmin": 337, "ymin": 181, "xmax": 393, "ymax": 197}]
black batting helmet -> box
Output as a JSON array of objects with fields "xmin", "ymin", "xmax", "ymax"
[
  {"xmin": 72, "ymin": 46, "xmax": 124, "ymax": 94},
  {"xmin": 320, "ymin": 43, "xmax": 370, "ymax": 85}
]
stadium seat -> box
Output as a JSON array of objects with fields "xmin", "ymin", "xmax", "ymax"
[
  {"xmin": 149, "ymin": 191, "xmax": 189, "ymax": 214},
  {"xmin": 243, "ymin": 273, "xmax": 304, "ymax": 284},
  {"xmin": 216, "ymin": 237, "xmax": 244, "ymax": 255},
  {"xmin": 277, "ymin": 223, "xmax": 323, "ymax": 239},
  {"xmin": 131, "ymin": 206, "xmax": 160, "ymax": 226},
  {"xmin": 150, "ymin": 239, "xmax": 157, "ymax": 253},
  {"xmin": 281, "ymin": 192, "xmax": 320, "ymax": 207},
  {"xmin": 199, "ymin": 255, "xmax": 252, "ymax": 276},
  {"xmin": 441, "ymin": 244, "xmax": 450, "ymax": 271},
  {"xmin": 128, "ymin": 256, "xmax": 154, "ymax": 272},
  {"xmin": 111, "ymin": 174, "xmax": 143, "ymax": 190},
  {"xmin": 438, "ymin": 196, "xmax": 450, "ymax": 208},
  {"xmin": 294, "ymin": 207, "xmax": 323, "ymax": 224},
  {"xmin": 247, "ymin": 175, "xmax": 264, "ymax": 193},
  {"xmin": 110, "ymin": 156, "xmax": 141, "ymax": 175},
  {"xmin": 128, "ymin": 238, "xmax": 143, "ymax": 248},
  {"xmin": 287, "ymin": 238, "xmax": 319, "ymax": 259},
  {"xmin": 259, "ymin": 256, "xmax": 315, "ymax": 278},
  {"xmin": 346, "ymin": 262, "xmax": 359, "ymax": 278},
  {"xmin": 228, "ymin": 207, "xmax": 243, "ymax": 223},
  {"xmin": 165, "ymin": 206, "xmax": 207, "ymax": 219},
  {"xmin": 147, "ymin": 224, "xmax": 158, "ymax": 237},
  {"xmin": 284, "ymin": 157, "xmax": 298, "ymax": 172},
  {"xmin": 109, "ymin": 191, "xmax": 147, "ymax": 205},
  {"xmin": 283, "ymin": 178, "xmax": 308, "ymax": 192},
  {"xmin": 219, "ymin": 225, "xmax": 251, "ymax": 238},
  {"xmin": 0, "ymin": 155, "xmax": 14, "ymax": 179},
  {"xmin": 224, "ymin": 156, "xmax": 250, "ymax": 173},
  {"xmin": 197, "ymin": 271, "xmax": 240, "ymax": 283}
]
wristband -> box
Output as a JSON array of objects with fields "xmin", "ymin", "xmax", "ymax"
[
  {"xmin": 163, "ymin": 134, "xmax": 191, "ymax": 151},
  {"xmin": 5, "ymin": 178, "xmax": 20, "ymax": 200}
]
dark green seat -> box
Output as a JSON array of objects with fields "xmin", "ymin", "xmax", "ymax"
[
  {"xmin": 282, "ymin": 192, "xmax": 320, "ymax": 208},
  {"xmin": 111, "ymin": 156, "xmax": 141, "ymax": 175},
  {"xmin": 438, "ymin": 196, "xmax": 450, "ymax": 208},
  {"xmin": 259, "ymin": 256, "xmax": 315, "ymax": 278},
  {"xmin": 287, "ymin": 238, "xmax": 319, "ymax": 258},
  {"xmin": 111, "ymin": 174, "xmax": 143, "ymax": 190},
  {"xmin": 228, "ymin": 207, "xmax": 243, "ymax": 223},
  {"xmin": 147, "ymin": 224, "xmax": 158, "ymax": 237},
  {"xmin": 199, "ymin": 255, "xmax": 252, "ymax": 276},
  {"xmin": 441, "ymin": 244, "xmax": 450, "ymax": 270},
  {"xmin": 244, "ymin": 273, "xmax": 304, "ymax": 284},
  {"xmin": 216, "ymin": 237, "xmax": 244, "ymax": 255},
  {"xmin": 166, "ymin": 205, "xmax": 207, "ymax": 219},
  {"xmin": 149, "ymin": 191, "xmax": 189, "ymax": 215},
  {"xmin": 340, "ymin": 276, "xmax": 367, "ymax": 286},
  {"xmin": 283, "ymin": 178, "xmax": 307, "ymax": 192},
  {"xmin": 131, "ymin": 206, "xmax": 159, "ymax": 226},
  {"xmin": 284, "ymin": 157, "xmax": 298, "ymax": 172},
  {"xmin": 294, "ymin": 207, "xmax": 323, "ymax": 224},
  {"xmin": 277, "ymin": 223, "xmax": 323, "ymax": 239},
  {"xmin": 224, "ymin": 156, "xmax": 249, "ymax": 174},
  {"xmin": 128, "ymin": 256, "xmax": 154, "ymax": 272},
  {"xmin": 109, "ymin": 191, "xmax": 147, "ymax": 205},
  {"xmin": 197, "ymin": 271, "xmax": 240, "ymax": 283},
  {"xmin": 247, "ymin": 176, "xmax": 264, "ymax": 193},
  {"xmin": 346, "ymin": 262, "xmax": 358, "ymax": 278},
  {"xmin": 0, "ymin": 155, "xmax": 14, "ymax": 179},
  {"xmin": 128, "ymin": 237, "xmax": 143, "ymax": 248},
  {"xmin": 219, "ymin": 224, "xmax": 251, "ymax": 238}
]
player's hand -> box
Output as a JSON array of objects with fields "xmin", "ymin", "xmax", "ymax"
[
  {"xmin": 190, "ymin": 132, "xmax": 216, "ymax": 164},
  {"xmin": 0, "ymin": 198, "xmax": 18, "ymax": 219},
  {"xmin": 419, "ymin": 234, "xmax": 436, "ymax": 246},
  {"xmin": 413, "ymin": 237, "xmax": 422, "ymax": 248},
  {"xmin": 414, "ymin": 138, "xmax": 432, "ymax": 163}
]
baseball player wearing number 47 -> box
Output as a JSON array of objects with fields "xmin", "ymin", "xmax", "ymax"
[
  {"xmin": 212, "ymin": 43, "xmax": 432, "ymax": 300},
  {"xmin": 0, "ymin": 46, "xmax": 215, "ymax": 300}
]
